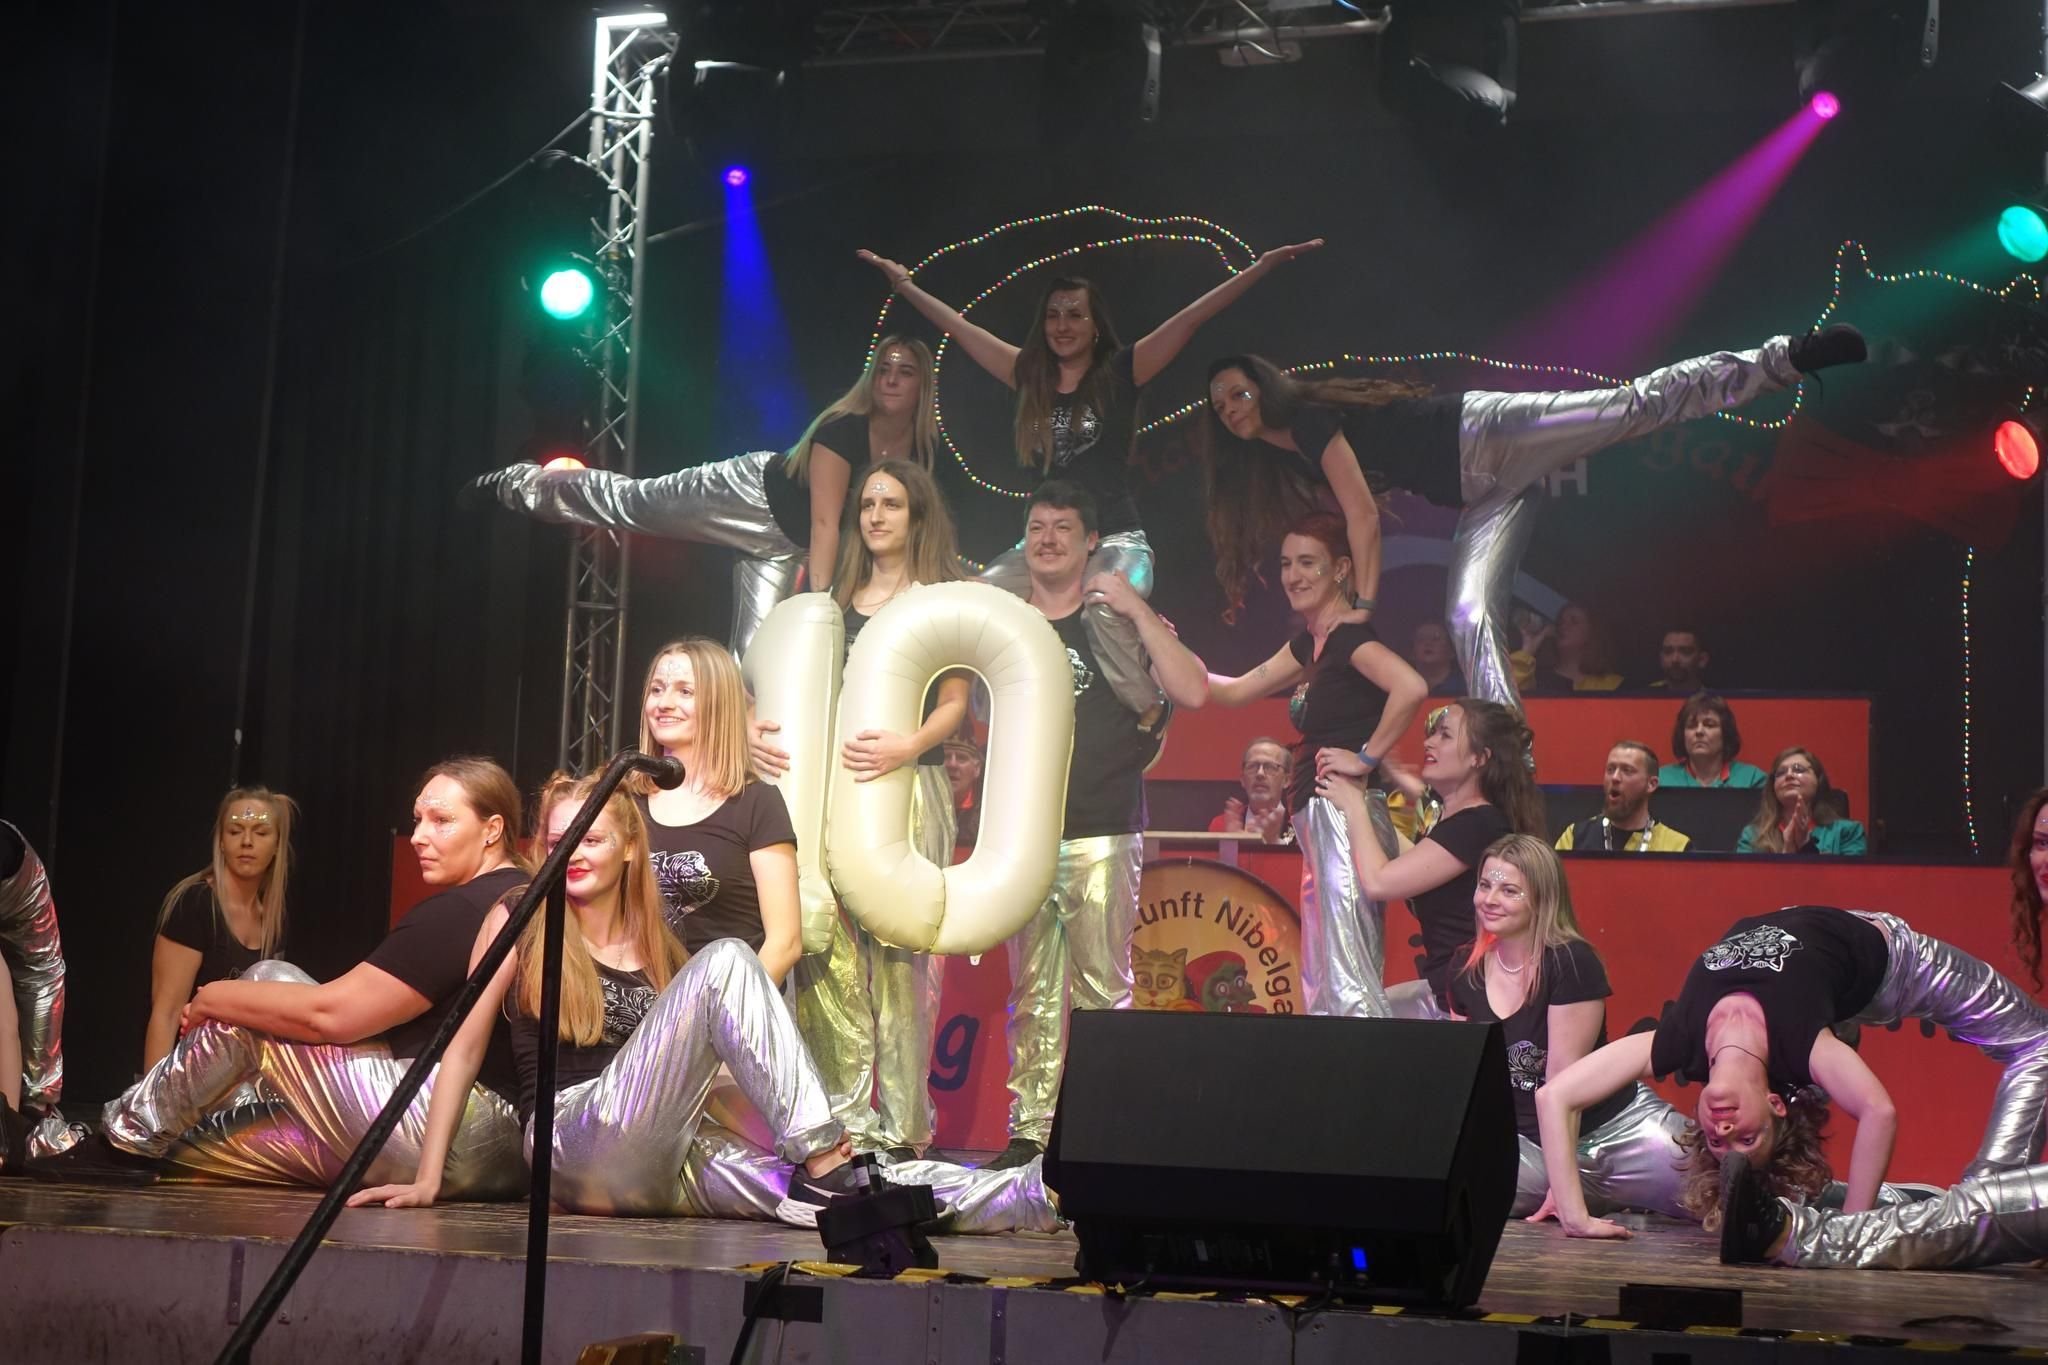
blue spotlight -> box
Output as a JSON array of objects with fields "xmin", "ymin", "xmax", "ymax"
[{"xmin": 724, "ymin": 166, "xmax": 750, "ymax": 188}]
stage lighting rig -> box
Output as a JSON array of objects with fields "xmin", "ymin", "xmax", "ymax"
[
  {"xmin": 1792, "ymin": 0, "xmax": 1937, "ymax": 111},
  {"xmin": 1379, "ymin": 0, "xmax": 1519, "ymax": 132}
]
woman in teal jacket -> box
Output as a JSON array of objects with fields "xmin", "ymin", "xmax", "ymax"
[{"xmin": 1735, "ymin": 747, "xmax": 1867, "ymax": 855}]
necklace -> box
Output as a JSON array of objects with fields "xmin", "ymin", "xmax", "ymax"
[
  {"xmin": 1713, "ymin": 1042, "xmax": 1768, "ymax": 1067},
  {"xmin": 1494, "ymin": 951, "xmax": 1528, "ymax": 975}
]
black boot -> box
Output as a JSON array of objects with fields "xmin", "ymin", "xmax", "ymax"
[
  {"xmin": 25, "ymin": 1130, "xmax": 163, "ymax": 1186},
  {"xmin": 1717, "ymin": 1152, "xmax": 1789, "ymax": 1265},
  {"xmin": 1787, "ymin": 324, "xmax": 1866, "ymax": 373}
]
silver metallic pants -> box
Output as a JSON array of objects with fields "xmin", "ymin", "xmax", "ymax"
[
  {"xmin": 1291, "ymin": 794, "xmax": 1400, "ymax": 1019},
  {"xmin": 792, "ymin": 765, "xmax": 954, "ymax": 1150},
  {"xmin": 1003, "ymin": 832, "xmax": 1145, "ymax": 1145},
  {"xmin": 542, "ymin": 939, "xmax": 842, "ymax": 1216},
  {"xmin": 1448, "ymin": 339, "xmax": 1799, "ymax": 707},
  {"xmin": 478, "ymin": 450, "xmax": 803, "ymax": 655},
  {"xmin": 1778, "ymin": 1165, "xmax": 2048, "ymax": 1270},
  {"xmin": 0, "ymin": 821, "xmax": 64, "ymax": 1112},
  {"xmin": 1850, "ymin": 911, "xmax": 2048, "ymax": 1178},
  {"xmin": 983, "ymin": 529, "xmax": 1161, "ymax": 714},
  {"xmin": 103, "ymin": 962, "xmax": 525, "ymax": 1196},
  {"xmin": 1514, "ymin": 1083, "xmax": 1690, "ymax": 1219},
  {"xmin": 674, "ymin": 1122, "xmax": 1062, "ymax": 1233}
]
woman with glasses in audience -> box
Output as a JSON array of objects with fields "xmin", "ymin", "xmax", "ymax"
[{"xmin": 1735, "ymin": 748, "xmax": 1866, "ymax": 856}]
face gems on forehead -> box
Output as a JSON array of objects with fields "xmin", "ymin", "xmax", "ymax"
[
  {"xmin": 880, "ymin": 350, "xmax": 911, "ymax": 368},
  {"xmin": 868, "ymin": 481, "xmax": 894, "ymax": 496},
  {"xmin": 227, "ymin": 808, "xmax": 271, "ymax": 823},
  {"xmin": 651, "ymin": 654, "xmax": 691, "ymax": 686}
]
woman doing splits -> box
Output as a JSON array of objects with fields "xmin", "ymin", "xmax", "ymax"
[
  {"xmin": 1204, "ymin": 512, "xmax": 1427, "ymax": 1017},
  {"xmin": 35, "ymin": 760, "xmax": 530, "ymax": 1194},
  {"xmin": 1533, "ymin": 905, "xmax": 2048, "ymax": 1241},
  {"xmin": 350, "ymin": 774, "xmax": 1058, "ymax": 1235},
  {"xmin": 1317, "ymin": 699, "xmax": 1546, "ymax": 1015},
  {"xmin": 756, "ymin": 461, "xmax": 971, "ymax": 1157},
  {"xmin": 860, "ymin": 240, "xmax": 1321, "ymax": 717},
  {"xmin": 147, "ymin": 787, "xmax": 298, "ymax": 1069},
  {"xmin": 0, "ymin": 820, "xmax": 67, "ymax": 1167},
  {"xmin": 1197, "ymin": 327, "xmax": 1866, "ymax": 706},
  {"xmin": 475, "ymin": 338, "xmax": 937, "ymax": 653}
]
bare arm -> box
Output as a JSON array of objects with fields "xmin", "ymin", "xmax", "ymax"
[
  {"xmin": 1320, "ymin": 432, "xmax": 1383, "ymax": 610},
  {"xmin": 1316, "ymin": 774, "xmax": 1473, "ymax": 901},
  {"xmin": 1807, "ymin": 1031, "xmax": 1896, "ymax": 1213},
  {"xmin": 348, "ymin": 908, "xmax": 517, "ymax": 1208},
  {"xmin": 1349, "ymin": 640, "xmax": 1427, "ymax": 766},
  {"xmin": 184, "ymin": 960, "xmax": 429, "ymax": 1046},
  {"xmin": 1206, "ymin": 642, "xmax": 1304, "ymax": 709},
  {"xmin": 1085, "ymin": 572, "xmax": 1209, "ymax": 708},
  {"xmin": 1130, "ymin": 241, "xmax": 1324, "ymax": 387},
  {"xmin": 751, "ymin": 843, "xmax": 802, "ymax": 986},
  {"xmin": 1534, "ymin": 1031, "xmax": 1657, "ymax": 1237},
  {"xmin": 1544, "ymin": 1000, "xmax": 1609, "ymax": 1080},
  {"xmin": 804, "ymin": 444, "xmax": 853, "ymax": 592},
  {"xmin": 841, "ymin": 673, "xmax": 973, "ymax": 782},
  {"xmin": 145, "ymin": 937, "xmax": 203, "ymax": 1068},
  {"xmin": 858, "ymin": 250, "xmax": 1020, "ymax": 386}
]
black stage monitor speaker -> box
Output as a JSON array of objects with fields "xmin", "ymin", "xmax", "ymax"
[{"xmin": 1044, "ymin": 1011, "xmax": 1517, "ymax": 1309}]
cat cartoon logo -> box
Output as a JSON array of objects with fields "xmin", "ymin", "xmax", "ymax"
[{"xmin": 1132, "ymin": 859, "xmax": 1302, "ymax": 1015}]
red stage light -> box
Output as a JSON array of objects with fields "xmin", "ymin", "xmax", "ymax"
[
  {"xmin": 542, "ymin": 455, "xmax": 587, "ymax": 472},
  {"xmin": 1994, "ymin": 419, "xmax": 2040, "ymax": 480}
]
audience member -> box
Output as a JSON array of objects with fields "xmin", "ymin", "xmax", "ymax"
[
  {"xmin": 1650, "ymin": 627, "xmax": 1711, "ymax": 692},
  {"xmin": 1209, "ymin": 738, "xmax": 1293, "ymax": 844},
  {"xmin": 1555, "ymin": 742, "xmax": 1691, "ymax": 853},
  {"xmin": 944, "ymin": 731, "xmax": 984, "ymax": 847},
  {"xmin": 1658, "ymin": 692, "xmax": 1767, "ymax": 789},
  {"xmin": 1520, "ymin": 603, "xmax": 1625, "ymax": 693},
  {"xmin": 1409, "ymin": 621, "xmax": 1467, "ymax": 698},
  {"xmin": 1736, "ymin": 747, "xmax": 1867, "ymax": 855}
]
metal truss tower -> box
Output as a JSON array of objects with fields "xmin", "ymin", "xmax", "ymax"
[{"xmin": 559, "ymin": 12, "xmax": 677, "ymax": 773}]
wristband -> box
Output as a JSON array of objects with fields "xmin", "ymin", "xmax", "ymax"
[
  {"xmin": 1356, "ymin": 748, "xmax": 1381, "ymax": 770},
  {"xmin": 1355, "ymin": 596, "xmax": 1377, "ymax": 612}
]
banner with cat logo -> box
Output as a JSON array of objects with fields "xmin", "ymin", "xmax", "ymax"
[{"xmin": 1132, "ymin": 859, "xmax": 1303, "ymax": 1015}]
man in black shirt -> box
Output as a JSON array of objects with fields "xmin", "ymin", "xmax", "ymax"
[{"xmin": 986, "ymin": 482, "xmax": 1211, "ymax": 1170}]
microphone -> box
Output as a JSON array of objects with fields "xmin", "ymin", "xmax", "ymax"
[{"xmin": 642, "ymin": 755, "xmax": 686, "ymax": 790}]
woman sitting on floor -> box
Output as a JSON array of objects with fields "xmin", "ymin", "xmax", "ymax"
[{"xmin": 1733, "ymin": 748, "xmax": 1866, "ymax": 856}]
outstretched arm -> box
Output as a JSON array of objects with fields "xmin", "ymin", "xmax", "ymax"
[
  {"xmin": 1534, "ymin": 1032, "xmax": 1657, "ymax": 1237},
  {"xmin": 1131, "ymin": 240, "xmax": 1323, "ymax": 387},
  {"xmin": 1086, "ymin": 572, "xmax": 1210, "ymax": 708},
  {"xmin": 1807, "ymin": 1031, "xmax": 1896, "ymax": 1213},
  {"xmin": 1206, "ymin": 641, "xmax": 1304, "ymax": 708},
  {"xmin": 1320, "ymin": 432, "xmax": 1382, "ymax": 611},
  {"xmin": 859, "ymin": 250, "xmax": 1020, "ymax": 387}
]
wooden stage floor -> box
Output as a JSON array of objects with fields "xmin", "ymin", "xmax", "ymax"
[{"xmin": 4, "ymin": 1177, "xmax": 2046, "ymax": 1363}]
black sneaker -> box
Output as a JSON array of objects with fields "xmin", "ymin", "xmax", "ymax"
[
  {"xmin": 882, "ymin": 1145, "xmax": 919, "ymax": 1163},
  {"xmin": 1717, "ymin": 1152, "xmax": 1788, "ymax": 1265},
  {"xmin": 983, "ymin": 1137, "xmax": 1044, "ymax": 1171},
  {"xmin": 1787, "ymin": 324, "xmax": 1867, "ymax": 374},
  {"xmin": 0, "ymin": 1104, "xmax": 29, "ymax": 1176},
  {"xmin": 775, "ymin": 1158, "xmax": 867, "ymax": 1228},
  {"xmin": 25, "ymin": 1131, "xmax": 162, "ymax": 1187}
]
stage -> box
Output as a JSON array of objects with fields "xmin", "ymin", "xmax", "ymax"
[{"xmin": 5, "ymin": 1178, "xmax": 2045, "ymax": 1363}]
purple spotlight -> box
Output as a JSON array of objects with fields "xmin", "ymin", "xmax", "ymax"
[
  {"xmin": 723, "ymin": 166, "xmax": 750, "ymax": 188},
  {"xmin": 1810, "ymin": 91, "xmax": 1840, "ymax": 120}
]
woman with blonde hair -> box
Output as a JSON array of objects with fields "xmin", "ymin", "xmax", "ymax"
[
  {"xmin": 475, "ymin": 337, "xmax": 939, "ymax": 652},
  {"xmin": 145, "ymin": 787, "xmax": 299, "ymax": 1068},
  {"xmin": 1735, "ymin": 747, "xmax": 1867, "ymax": 856}
]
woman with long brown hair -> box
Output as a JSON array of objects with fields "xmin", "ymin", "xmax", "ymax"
[
  {"xmin": 475, "ymin": 337, "xmax": 938, "ymax": 653},
  {"xmin": 2011, "ymin": 789, "xmax": 2048, "ymax": 988},
  {"xmin": 858, "ymin": 241, "xmax": 1321, "ymax": 716},
  {"xmin": 1734, "ymin": 747, "xmax": 1868, "ymax": 856},
  {"xmin": 145, "ymin": 786, "xmax": 299, "ymax": 1068},
  {"xmin": 1198, "ymin": 327, "xmax": 1867, "ymax": 705}
]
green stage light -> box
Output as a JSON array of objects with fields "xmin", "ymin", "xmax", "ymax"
[
  {"xmin": 1997, "ymin": 205, "xmax": 2048, "ymax": 264},
  {"xmin": 538, "ymin": 266, "xmax": 596, "ymax": 320}
]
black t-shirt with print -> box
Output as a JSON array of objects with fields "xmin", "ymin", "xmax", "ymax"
[
  {"xmin": 509, "ymin": 960, "xmax": 657, "ymax": 1122},
  {"xmin": 844, "ymin": 605, "xmax": 947, "ymax": 766},
  {"xmin": 1050, "ymin": 609, "xmax": 1149, "ymax": 839},
  {"xmin": 1284, "ymin": 622, "xmax": 1390, "ymax": 813},
  {"xmin": 1650, "ymin": 906, "xmax": 1890, "ymax": 1092},
  {"xmin": 762, "ymin": 412, "xmax": 874, "ymax": 549},
  {"xmin": 1411, "ymin": 804, "xmax": 1515, "ymax": 993},
  {"xmin": 1041, "ymin": 346, "xmax": 1142, "ymax": 536},
  {"xmin": 158, "ymin": 882, "xmax": 272, "ymax": 993},
  {"xmin": 636, "ymin": 784, "xmax": 796, "ymax": 954},
  {"xmin": 363, "ymin": 864, "xmax": 525, "ymax": 1103},
  {"xmin": 1285, "ymin": 395, "xmax": 1467, "ymax": 509},
  {"xmin": 1449, "ymin": 938, "xmax": 1626, "ymax": 1141}
]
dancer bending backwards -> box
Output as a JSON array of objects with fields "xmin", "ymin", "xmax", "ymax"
[
  {"xmin": 755, "ymin": 461, "xmax": 970, "ymax": 1158},
  {"xmin": 990, "ymin": 481, "xmax": 1210, "ymax": 1169},
  {"xmin": 859, "ymin": 239, "xmax": 1321, "ymax": 718},
  {"xmin": 1533, "ymin": 904, "xmax": 2048, "ymax": 1241},
  {"xmin": 1197, "ymin": 327, "xmax": 1867, "ymax": 706},
  {"xmin": 34, "ymin": 760, "xmax": 530, "ymax": 1195},
  {"xmin": 146, "ymin": 787, "xmax": 297, "ymax": 1069},
  {"xmin": 0, "ymin": 820, "xmax": 68, "ymax": 1167},
  {"xmin": 350, "ymin": 773, "xmax": 1059, "ymax": 1234},
  {"xmin": 476, "ymin": 338, "xmax": 939, "ymax": 654},
  {"xmin": 1316, "ymin": 698, "xmax": 1546, "ymax": 1015},
  {"xmin": 1204, "ymin": 512, "xmax": 1427, "ymax": 1017}
]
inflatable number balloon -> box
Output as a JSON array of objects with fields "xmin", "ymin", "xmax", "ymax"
[
  {"xmin": 828, "ymin": 582, "xmax": 1072, "ymax": 955},
  {"xmin": 741, "ymin": 594, "xmax": 846, "ymax": 954}
]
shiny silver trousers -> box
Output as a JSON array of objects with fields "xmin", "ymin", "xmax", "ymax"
[
  {"xmin": 1449, "ymin": 339, "xmax": 1799, "ymax": 707},
  {"xmin": 1003, "ymin": 832, "xmax": 1145, "ymax": 1145},
  {"xmin": 1292, "ymin": 794, "xmax": 1400, "ymax": 1018},
  {"xmin": 982, "ymin": 529, "xmax": 1161, "ymax": 714},
  {"xmin": 1850, "ymin": 911, "xmax": 2048, "ymax": 1177},
  {"xmin": 1778, "ymin": 1165, "xmax": 2048, "ymax": 1270},
  {"xmin": 103, "ymin": 962, "xmax": 525, "ymax": 1196},
  {"xmin": 0, "ymin": 820, "xmax": 64, "ymax": 1112},
  {"xmin": 1514, "ymin": 1083, "xmax": 1690, "ymax": 1219},
  {"xmin": 478, "ymin": 451, "xmax": 803, "ymax": 655},
  {"xmin": 543, "ymin": 939, "xmax": 842, "ymax": 1215},
  {"xmin": 792, "ymin": 765, "xmax": 954, "ymax": 1150},
  {"xmin": 672, "ymin": 1122, "xmax": 1061, "ymax": 1232}
]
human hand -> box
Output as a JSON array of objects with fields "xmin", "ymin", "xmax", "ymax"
[
  {"xmin": 856, "ymin": 249, "xmax": 911, "ymax": 288},
  {"xmin": 1315, "ymin": 769, "xmax": 1367, "ymax": 814},
  {"xmin": 1255, "ymin": 239, "xmax": 1325, "ymax": 270},
  {"xmin": 1523, "ymin": 1191, "xmax": 1559, "ymax": 1224},
  {"xmin": 751, "ymin": 719, "xmax": 791, "ymax": 779},
  {"xmin": 1559, "ymin": 1213, "xmax": 1632, "ymax": 1240},
  {"xmin": 346, "ymin": 1180, "xmax": 440, "ymax": 1210},
  {"xmin": 1379, "ymin": 757, "xmax": 1427, "ymax": 803},
  {"xmin": 1316, "ymin": 747, "xmax": 1368, "ymax": 781},
  {"xmin": 1782, "ymin": 796, "xmax": 1813, "ymax": 851},
  {"xmin": 1083, "ymin": 571, "xmax": 1145, "ymax": 619},
  {"xmin": 1250, "ymin": 805, "xmax": 1290, "ymax": 844},
  {"xmin": 842, "ymin": 730, "xmax": 916, "ymax": 782},
  {"xmin": 1220, "ymin": 797, "xmax": 1247, "ymax": 831}
]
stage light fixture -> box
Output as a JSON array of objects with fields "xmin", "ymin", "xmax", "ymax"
[
  {"xmin": 2004, "ymin": 71, "xmax": 2048, "ymax": 128},
  {"xmin": 1809, "ymin": 90, "xmax": 1841, "ymax": 120},
  {"xmin": 537, "ymin": 265, "xmax": 597, "ymax": 321},
  {"xmin": 1997, "ymin": 204, "xmax": 2048, "ymax": 264},
  {"xmin": 1995, "ymin": 416, "xmax": 2043, "ymax": 480},
  {"xmin": 723, "ymin": 166, "xmax": 749, "ymax": 188},
  {"xmin": 1794, "ymin": 1, "xmax": 1936, "ymax": 110}
]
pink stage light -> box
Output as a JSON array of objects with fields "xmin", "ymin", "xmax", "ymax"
[
  {"xmin": 1810, "ymin": 91, "xmax": 1841, "ymax": 120},
  {"xmin": 1995, "ymin": 420, "xmax": 2040, "ymax": 480},
  {"xmin": 542, "ymin": 455, "xmax": 587, "ymax": 472}
]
